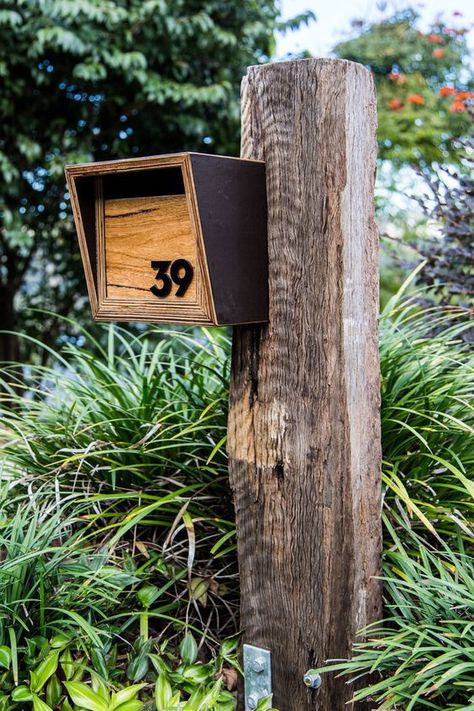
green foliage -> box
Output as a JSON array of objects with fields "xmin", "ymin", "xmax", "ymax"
[
  {"xmin": 334, "ymin": 8, "xmax": 473, "ymax": 167},
  {"xmin": 415, "ymin": 134, "xmax": 474, "ymax": 305},
  {"xmin": 314, "ymin": 281, "xmax": 474, "ymax": 709},
  {"xmin": 0, "ymin": 326, "xmax": 249, "ymax": 708},
  {"xmin": 314, "ymin": 518, "xmax": 474, "ymax": 710},
  {"xmin": 64, "ymin": 680, "xmax": 146, "ymax": 711},
  {"xmin": 0, "ymin": 624, "xmax": 241, "ymax": 711},
  {"xmin": 0, "ymin": 326, "xmax": 236, "ymax": 655},
  {"xmin": 0, "ymin": 630, "xmax": 112, "ymax": 711},
  {"xmin": 0, "ymin": 487, "xmax": 136, "ymax": 647},
  {"xmin": 0, "ymin": 0, "xmax": 309, "ymax": 359},
  {"xmin": 380, "ymin": 280, "xmax": 473, "ymax": 539},
  {"xmin": 149, "ymin": 634, "xmax": 239, "ymax": 710},
  {"xmin": 2, "ymin": 287, "xmax": 472, "ymax": 710}
]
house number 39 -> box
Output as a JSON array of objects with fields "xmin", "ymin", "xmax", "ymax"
[{"xmin": 150, "ymin": 259, "xmax": 194, "ymax": 298}]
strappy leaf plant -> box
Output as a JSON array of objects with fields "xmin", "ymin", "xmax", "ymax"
[
  {"xmin": 0, "ymin": 326, "xmax": 236, "ymax": 657},
  {"xmin": 315, "ymin": 278, "xmax": 473, "ymax": 709}
]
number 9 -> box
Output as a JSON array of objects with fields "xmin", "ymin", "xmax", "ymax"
[{"xmin": 170, "ymin": 259, "xmax": 194, "ymax": 297}]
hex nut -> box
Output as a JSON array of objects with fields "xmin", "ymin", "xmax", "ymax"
[{"xmin": 303, "ymin": 671, "xmax": 322, "ymax": 689}]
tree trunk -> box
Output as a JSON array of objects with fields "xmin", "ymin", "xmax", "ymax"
[{"xmin": 228, "ymin": 58, "xmax": 382, "ymax": 710}]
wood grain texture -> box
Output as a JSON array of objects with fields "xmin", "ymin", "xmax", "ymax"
[
  {"xmin": 103, "ymin": 195, "xmax": 197, "ymax": 302},
  {"xmin": 89, "ymin": 156, "xmax": 214, "ymax": 324},
  {"xmin": 228, "ymin": 58, "xmax": 381, "ymax": 710}
]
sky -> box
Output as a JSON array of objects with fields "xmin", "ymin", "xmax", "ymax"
[{"xmin": 277, "ymin": 0, "xmax": 474, "ymax": 58}]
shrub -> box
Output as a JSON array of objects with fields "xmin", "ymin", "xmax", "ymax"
[
  {"xmin": 0, "ymin": 326, "xmax": 238, "ymax": 707},
  {"xmin": 314, "ymin": 280, "xmax": 473, "ymax": 709},
  {"xmin": 317, "ymin": 517, "xmax": 474, "ymax": 710},
  {"xmin": 415, "ymin": 131, "xmax": 474, "ymax": 306},
  {"xmin": 1, "ymin": 283, "xmax": 472, "ymax": 710},
  {"xmin": 380, "ymin": 278, "xmax": 473, "ymax": 540}
]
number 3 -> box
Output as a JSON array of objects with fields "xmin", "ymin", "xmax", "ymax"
[{"xmin": 150, "ymin": 259, "xmax": 193, "ymax": 298}]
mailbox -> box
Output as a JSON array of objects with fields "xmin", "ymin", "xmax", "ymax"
[{"xmin": 65, "ymin": 152, "xmax": 267, "ymax": 325}]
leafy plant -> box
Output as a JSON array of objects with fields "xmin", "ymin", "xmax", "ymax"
[
  {"xmin": 64, "ymin": 680, "xmax": 145, "ymax": 711},
  {"xmin": 313, "ymin": 516, "xmax": 474, "ymax": 710},
  {"xmin": 0, "ymin": 326, "xmax": 236, "ymax": 654},
  {"xmin": 380, "ymin": 277, "xmax": 473, "ymax": 541},
  {"xmin": 3, "ymin": 284, "xmax": 472, "ymax": 710},
  {"xmin": 0, "ymin": 631, "xmax": 92, "ymax": 711},
  {"xmin": 0, "ymin": 486, "xmax": 135, "ymax": 647},
  {"xmin": 0, "ymin": 628, "xmax": 245, "ymax": 711},
  {"xmin": 150, "ymin": 633, "xmax": 239, "ymax": 710},
  {"xmin": 334, "ymin": 7, "xmax": 473, "ymax": 167},
  {"xmin": 314, "ymin": 280, "xmax": 473, "ymax": 708},
  {"xmin": 415, "ymin": 130, "xmax": 474, "ymax": 305}
]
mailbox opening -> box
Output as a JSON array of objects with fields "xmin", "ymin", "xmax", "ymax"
[{"xmin": 95, "ymin": 166, "xmax": 197, "ymax": 308}]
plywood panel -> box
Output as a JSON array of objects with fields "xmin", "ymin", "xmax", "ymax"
[{"xmin": 104, "ymin": 195, "xmax": 197, "ymax": 303}]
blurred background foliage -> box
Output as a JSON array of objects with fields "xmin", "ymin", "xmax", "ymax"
[
  {"xmin": 0, "ymin": 0, "xmax": 312, "ymax": 364},
  {"xmin": 334, "ymin": 7, "xmax": 473, "ymax": 167},
  {"xmin": 0, "ymin": 2, "xmax": 472, "ymax": 362},
  {"xmin": 333, "ymin": 6, "xmax": 473, "ymax": 311}
]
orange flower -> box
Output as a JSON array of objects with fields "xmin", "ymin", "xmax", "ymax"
[
  {"xmin": 428, "ymin": 34, "xmax": 443, "ymax": 43},
  {"xmin": 388, "ymin": 72, "xmax": 407, "ymax": 84},
  {"xmin": 449, "ymin": 100, "xmax": 465, "ymax": 112},
  {"xmin": 439, "ymin": 86, "xmax": 456, "ymax": 96},
  {"xmin": 407, "ymin": 94, "xmax": 424, "ymax": 105},
  {"xmin": 456, "ymin": 91, "xmax": 474, "ymax": 100},
  {"xmin": 432, "ymin": 48, "xmax": 445, "ymax": 58},
  {"xmin": 388, "ymin": 98, "xmax": 403, "ymax": 111}
]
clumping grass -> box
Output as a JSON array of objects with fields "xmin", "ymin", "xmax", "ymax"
[
  {"xmin": 315, "ymin": 279, "xmax": 473, "ymax": 709},
  {"xmin": 315, "ymin": 515, "xmax": 474, "ymax": 710},
  {"xmin": 0, "ymin": 278, "xmax": 472, "ymax": 710},
  {"xmin": 0, "ymin": 326, "xmax": 237, "ymax": 656},
  {"xmin": 0, "ymin": 485, "xmax": 140, "ymax": 648},
  {"xmin": 380, "ymin": 283, "xmax": 473, "ymax": 542}
]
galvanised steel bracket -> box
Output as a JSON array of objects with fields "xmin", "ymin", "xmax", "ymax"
[{"xmin": 243, "ymin": 644, "xmax": 272, "ymax": 710}]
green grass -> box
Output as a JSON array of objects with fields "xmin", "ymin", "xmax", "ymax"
[
  {"xmin": 380, "ymin": 286, "xmax": 473, "ymax": 541},
  {"xmin": 0, "ymin": 279, "xmax": 472, "ymax": 710},
  {"xmin": 314, "ymin": 278, "xmax": 473, "ymax": 709},
  {"xmin": 0, "ymin": 326, "xmax": 237, "ymax": 655},
  {"xmin": 315, "ymin": 515, "xmax": 474, "ymax": 710}
]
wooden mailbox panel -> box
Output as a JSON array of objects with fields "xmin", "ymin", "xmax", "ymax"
[{"xmin": 65, "ymin": 153, "xmax": 268, "ymax": 325}]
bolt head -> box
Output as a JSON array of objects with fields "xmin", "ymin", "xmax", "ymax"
[{"xmin": 251, "ymin": 658, "xmax": 265, "ymax": 673}]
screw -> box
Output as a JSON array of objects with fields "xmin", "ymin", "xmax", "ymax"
[
  {"xmin": 252, "ymin": 658, "xmax": 265, "ymax": 673},
  {"xmin": 303, "ymin": 670, "xmax": 322, "ymax": 689},
  {"xmin": 248, "ymin": 694, "xmax": 258, "ymax": 709}
]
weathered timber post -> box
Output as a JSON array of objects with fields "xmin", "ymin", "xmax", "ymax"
[{"xmin": 228, "ymin": 58, "xmax": 382, "ymax": 710}]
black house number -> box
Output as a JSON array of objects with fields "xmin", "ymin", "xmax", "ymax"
[{"xmin": 150, "ymin": 259, "xmax": 194, "ymax": 298}]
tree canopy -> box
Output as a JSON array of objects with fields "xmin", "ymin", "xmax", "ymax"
[
  {"xmin": 0, "ymin": 0, "xmax": 313, "ymax": 361},
  {"xmin": 334, "ymin": 8, "xmax": 473, "ymax": 167}
]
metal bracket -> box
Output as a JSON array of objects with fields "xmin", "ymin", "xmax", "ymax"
[{"xmin": 243, "ymin": 644, "xmax": 272, "ymax": 710}]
